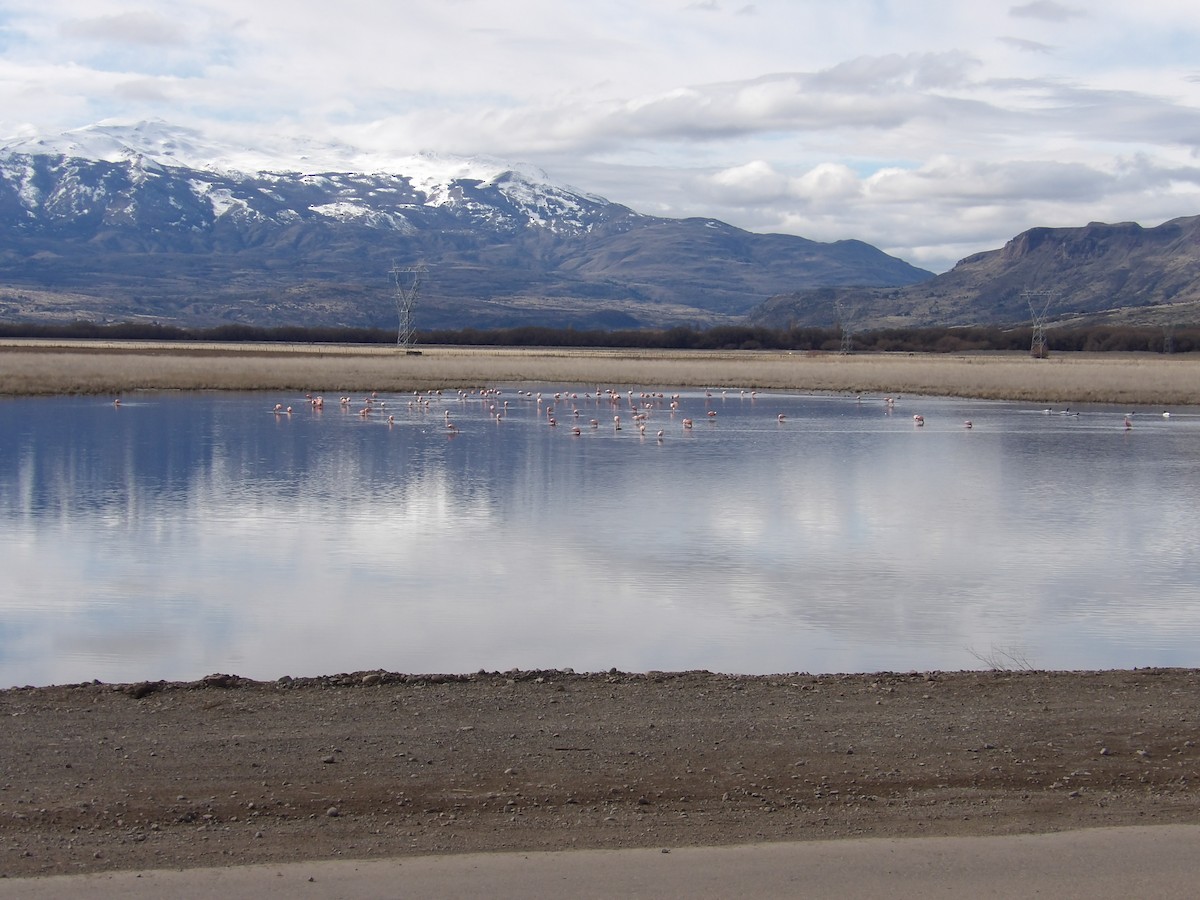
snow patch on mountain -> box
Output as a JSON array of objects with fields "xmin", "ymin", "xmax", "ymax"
[
  {"xmin": 0, "ymin": 158, "xmax": 42, "ymax": 213},
  {"xmin": 1, "ymin": 120, "xmax": 242, "ymax": 171},
  {"xmin": 309, "ymin": 201, "xmax": 415, "ymax": 232},
  {"xmin": 391, "ymin": 153, "xmax": 516, "ymax": 202},
  {"xmin": 1, "ymin": 121, "xmax": 566, "ymax": 200},
  {"xmin": 45, "ymin": 172, "xmax": 108, "ymax": 219},
  {"xmin": 494, "ymin": 173, "xmax": 601, "ymax": 231},
  {"xmin": 188, "ymin": 180, "xmax": 258, "ymax": 220}
]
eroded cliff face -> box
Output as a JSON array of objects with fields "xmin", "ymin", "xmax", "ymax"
[{"xmin": 1000, "ymin": 220, "xmax": 1184, "ymax": 265}]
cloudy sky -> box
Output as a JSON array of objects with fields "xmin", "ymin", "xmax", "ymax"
[{"xmin": 3, "ymin": 1, "xmax": 1200, "ymax": 272}]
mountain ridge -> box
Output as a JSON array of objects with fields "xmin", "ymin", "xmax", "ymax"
[
  {"xmin": 750, "ymin": 215, "xmax": 1200, "ymax": 331},
  {"xmin": 0, "ymin": 122, "xmax": 933, "ymax": 331}
]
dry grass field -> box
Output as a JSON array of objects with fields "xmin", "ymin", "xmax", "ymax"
[{"xmin": 0, "ymin": 339, "xmax": 1198, "ymax": 405}]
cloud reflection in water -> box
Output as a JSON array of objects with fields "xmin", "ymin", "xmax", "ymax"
[{"xmin": 1, "ymin": 391, "xmax": 1199, "ymax": 686}]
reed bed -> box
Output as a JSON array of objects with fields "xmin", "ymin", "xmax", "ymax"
[{"xmin": 1, "ymin": 340, "xmax": 1198, "ymax": 405}]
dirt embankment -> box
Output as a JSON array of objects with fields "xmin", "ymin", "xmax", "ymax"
[{"xmin": 2, "ymin": 668, "xmax": 1198, "ymax": 878}]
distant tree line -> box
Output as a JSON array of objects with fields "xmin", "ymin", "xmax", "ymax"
[
  {"xmin": 0, "ymin": 320, "xmax": 398, "ymax": 344},
  {"xmin": 0, "ymin": 319, "xmax": 1196, "ymax": 354}
]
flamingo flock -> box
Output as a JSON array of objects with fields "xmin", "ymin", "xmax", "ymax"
[
  {"xmin": 263, "ymin": 387, "xmax": 1170, "ymax": 439},
  {"xmin": 264, "ymin": 385, "xmax": 773, "ymax": 439}
]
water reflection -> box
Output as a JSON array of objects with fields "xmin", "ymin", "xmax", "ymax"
[{"xmin": 1, "ymin": 389, "xmax": 1199, "ymax": 686}]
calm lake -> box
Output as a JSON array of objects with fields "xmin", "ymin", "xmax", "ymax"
[{"xmin": 2, "ymin": 387, "xmax": 1198, "ymax": 687}]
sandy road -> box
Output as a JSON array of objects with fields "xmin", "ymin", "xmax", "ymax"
[{"xmin": 3, "ymin": 827, "xmax": 1199, "ymax": 899}]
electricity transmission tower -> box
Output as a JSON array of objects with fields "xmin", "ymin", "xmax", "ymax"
[
  {"xmin": 390, "ymin": 262, "xmax": 426, "ymax": 353},
  {"xmin": 834, "ymin": 297, "xmax": 855, "ymax": 354},
  {"xmin": 1023, "ymin": 290, "xmax": 1054, "ymax": 358}
]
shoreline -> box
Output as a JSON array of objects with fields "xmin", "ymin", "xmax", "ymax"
[{"xmin": 2, "ymin": 339, "xmax": 1199, "ymax": 404}]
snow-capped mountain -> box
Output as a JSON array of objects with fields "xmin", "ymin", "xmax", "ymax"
[
  {"xmin": 1, "ymin": 119, "xmax": 555, "ymax": 190},
  {"xmin": 0, "ymin": 121, "xmax": 618, "ymax": 236},
  {"xmin": 0, "ymin": 122, "xmax": 932, "ymax": 330}
]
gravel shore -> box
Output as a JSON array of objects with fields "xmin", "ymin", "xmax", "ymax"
[{"xmin": 3, "ymin": 668, "xmax": 1198, "ymax": 877}]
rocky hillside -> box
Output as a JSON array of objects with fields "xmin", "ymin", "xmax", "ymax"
[
  {"xmin": 0, "ymin": 123, "xmax": 932, "ymax": 331},
  {"xmin": 751, "ymin": 217, "xmax": 1200, "ymax": 331}
]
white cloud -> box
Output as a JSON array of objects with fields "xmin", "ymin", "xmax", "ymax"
[
  {"xmin": 1009, "ymin": 1, "xmax": 1085, "ymax": 23},
  {"xmin": 998, "ymin": 36, "xmax": 1056, "ymax": 54},
  {"xmin": 701, "ymin": 160, "xmax": 861, "ymax": 206},
  {"xmin": 3, "ymin": 1, "xmax": 1200, "ymax": 272},
  {"xmin": 59, "ymin": 11, "xmax": 186, "ymax": 45}
]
